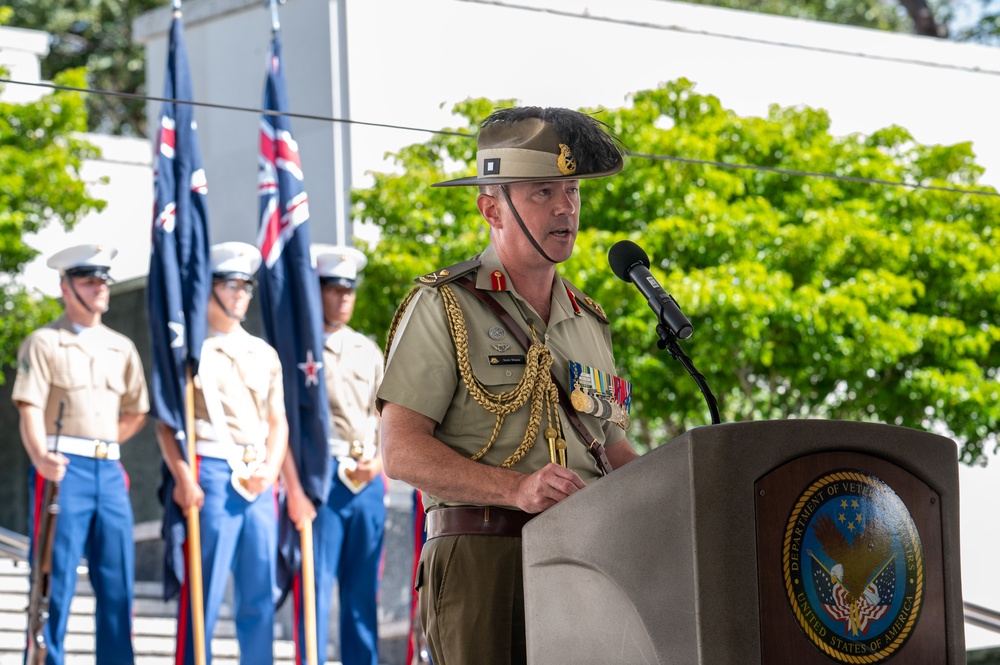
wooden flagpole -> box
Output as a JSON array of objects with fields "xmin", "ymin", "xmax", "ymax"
[
  {"xmin": 185, "ymin": 367, "xmax": 207, "ymax": 665},
  {"xmin": 299, "ymin": 519, "xmax": 319, "ymax": 665}
]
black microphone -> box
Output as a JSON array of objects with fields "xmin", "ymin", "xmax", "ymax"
[{"xmin": 608, "ymin": 240, "xmax": 693, "ymax": 340}]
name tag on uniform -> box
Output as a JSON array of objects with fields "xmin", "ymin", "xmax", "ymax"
[{"xmin": 489, "ymin": 355, "xmax": 526, "ymax": 365}]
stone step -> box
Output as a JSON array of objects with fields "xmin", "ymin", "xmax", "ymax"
[{"xmin": 0, "ymin": 561, "xmax": 305, "ymax": 664}]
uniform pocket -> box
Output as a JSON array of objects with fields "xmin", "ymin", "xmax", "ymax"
[
  {"xmin": 243, "ymin": 366, "xmax": 271, "ymax": 406},
  {"xmin": 414, "ymin": 559, "xmax": 424, "ymax": 592},
  {"xmin": 98, "ymin": 350, "xmax": 128, "ymax": 395},
  {"xmin": 51, "ymin": 367, "xmax": 88, "ymax": 392}
]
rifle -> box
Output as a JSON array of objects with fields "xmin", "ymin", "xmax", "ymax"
[{"xmin": 26, "ymin": 400, "xmax": 65, "ymax": 665}]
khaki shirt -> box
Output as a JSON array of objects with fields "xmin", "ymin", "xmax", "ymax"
[
  {"xmin": 194, "ymin": 329, "xmax": 283, "ymax": 444},
  {"xmin": 12, "ymin": 315, "xmax": 149, "ymax": 441},
  {"xmin": 378, "ymin": 244, "xmax": 626, "ymax": 510},
  {"xmin": 323, "ymin": 326, "xmax": 383, "ymax": 445}
]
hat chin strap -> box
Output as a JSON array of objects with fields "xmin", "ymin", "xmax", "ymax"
[
  {"xmin": 211, "ymin": 289, "xmax": 246, "ymax": 322},
  {"xmin": 67, "ymin": 279, "xmax": 108, "ymax": 315},
  {"xmin": 500, "ymin": 185, "xmax": 557, "ymax": 264}
]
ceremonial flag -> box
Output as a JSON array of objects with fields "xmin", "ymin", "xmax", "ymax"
[
  {"xmin": 256, "ymin": 33, "xmax": 332, "ymax": 598},
  {"xmin": 146, "ymin": 10, "xmax": 211, "ymax": 601}
]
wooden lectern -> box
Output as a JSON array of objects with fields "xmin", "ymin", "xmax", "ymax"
[{"xmin": 522, "ymin": 420, "xmax": 964, "ymax": 664}]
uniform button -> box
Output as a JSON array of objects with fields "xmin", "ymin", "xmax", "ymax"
[{"xmin": 506, "ymin": 370, "xmax": 512, "ymax": 377}]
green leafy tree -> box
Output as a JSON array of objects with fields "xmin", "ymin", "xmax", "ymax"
[
  {"xmin": 352, "ymin": 80, "xmax": 1000, "ymax": 464},
  {"xmin": 4, "ymin": 0, "xmax": 166, "ymax": 135},
  {"xmin": 1, "ymin": 66, "xmax": 106, "ymax": 381}
]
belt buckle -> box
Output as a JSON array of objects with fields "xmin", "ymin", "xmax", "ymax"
[
  {"xmin": 349, "ymin": 440, "xmax": 364, "ymax": 459},
  {"xmin": 94, "ymin": 440, "xmax": 109, "ymax": 459},
  {"xmin": 242, "ymin": 446, "xmax": 258, "ymax": 464}
]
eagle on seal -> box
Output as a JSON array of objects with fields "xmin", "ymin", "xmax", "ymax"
[{"xmin": 813, "ymin": 512, "xmax": 893, "ymax": 606}]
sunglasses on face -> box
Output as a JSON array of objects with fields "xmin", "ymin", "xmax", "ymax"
[{"xmin": 216, "ymin": 279, "xmax": 254, "ymax": 297}]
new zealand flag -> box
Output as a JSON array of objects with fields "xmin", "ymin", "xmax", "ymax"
[
  {"xmin": 256, "ymin": 34, "xmax": 332, "ymax": 601},
  {"xmin": 146, "ymin": 10, "xmax": 212, "ymax": 601}
]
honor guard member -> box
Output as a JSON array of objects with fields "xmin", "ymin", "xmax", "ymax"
[
  {"xmin": 13, "ymin": 244, "xmax": 149, "ymax": 665},
  {"xmin": 155, "ymin": 242, "xmax": 288, "ymax": 665},
  {"xmin": 378, "ymin": 107, "xmax": 642, "ymax": 665},
  {"xmin": 283, "ymin": 244, "xmax": 386, "ymax": 665}
]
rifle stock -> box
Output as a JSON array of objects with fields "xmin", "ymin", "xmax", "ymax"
[{"xmin": 26, "ymin": 400, "xmax": 64, "ymax": 665}]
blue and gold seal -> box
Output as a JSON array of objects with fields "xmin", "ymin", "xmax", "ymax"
[{"xmin": 782, "ymin": 470, "xmax": 924, "ymax": 663}]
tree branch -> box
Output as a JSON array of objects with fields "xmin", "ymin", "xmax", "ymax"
[{"xmin": 898, "ymin": 0, "xmax": 948, "ymax": 37}]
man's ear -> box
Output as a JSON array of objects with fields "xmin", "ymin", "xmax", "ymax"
[{"xmin": 477, "ymin": 192, "xmax": 502, "ymax": 229}]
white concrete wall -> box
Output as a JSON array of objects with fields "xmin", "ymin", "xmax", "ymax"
[{"xmin": 0, "ymin": 25, "xmax": 48, "ymax": 104}]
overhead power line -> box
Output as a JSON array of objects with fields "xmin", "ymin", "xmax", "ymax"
[{"xmin": 2, "ymin": 76, "xmax": 997, "ymax": 199}]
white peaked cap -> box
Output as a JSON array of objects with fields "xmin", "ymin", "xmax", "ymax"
[
  {"xmin": 46, "ymin": 244, "xmax": 118, "ymax": 278},
  {"xmin": 312, "ymin": 244, "xmax": 367, "ymax": 288},
  {"xmin": 210, "ymin": 241, "xmax": 262, "ymax": 279}
]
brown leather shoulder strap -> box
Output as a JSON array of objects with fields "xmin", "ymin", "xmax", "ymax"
[{"xmin": 451, "ymin": 278, "xmax": 613, "ymax": 476}]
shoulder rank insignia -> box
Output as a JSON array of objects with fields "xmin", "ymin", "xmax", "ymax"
[
  {"xmin": 416, "ymin": 258, "xmax": 482, "ymax": 286},
  {"xmin": 563, "ymin": 280, "xmax": 609, "ymax": 324}
]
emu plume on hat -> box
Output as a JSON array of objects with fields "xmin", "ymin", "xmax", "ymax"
[
  {"xmin": 46, "ymin": 244, "xmax": 118, "ymax": 280},
  {"xmin": 433, "ymin": 106, "xmax": 624, "ymax": 188}
]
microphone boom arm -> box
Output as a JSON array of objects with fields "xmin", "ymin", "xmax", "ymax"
[{"xmin": 656, "ymin": 323, "xmax": 721, "ymax": 425}]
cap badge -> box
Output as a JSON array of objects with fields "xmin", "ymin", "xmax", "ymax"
[{"xmin": 557, "ymin": 144, "xmax": 577, "ymax": 176}]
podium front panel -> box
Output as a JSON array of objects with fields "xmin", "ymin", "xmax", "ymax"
[{"xmin": 522, "ymin": 420, "xmax": 964, "ymax": 664}]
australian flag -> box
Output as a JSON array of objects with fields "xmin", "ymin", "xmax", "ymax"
[
  {"xmin": 256, "ymin": 33, "xmax": 332, "ymax": 601},
  {"xmin": 146, "ymin": 10, "xmax": 211, "ymax": 601}
]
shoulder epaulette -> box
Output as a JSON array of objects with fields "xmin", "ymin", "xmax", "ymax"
[
  {"xmin": 414, "ymin": 258, "xmax": 482, "ymax": 287},
  {"xmin": 564, "ymin": 280, "xmax": 609, "ymax": 325}
]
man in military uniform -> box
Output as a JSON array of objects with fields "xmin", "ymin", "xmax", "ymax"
[
  {"xmin": 283, "ymin": 244, "xmax": 385, "ymax": 665},
  {"xmin": 154, "ymin": 242, "xmax": 288, "ymax": 665},
  {"xmin": 13, "ymin": 244, "xmax": 149, "ymax": 665},
  {"xmin": 378, "ymin": 107, "xmax": 641, "ymax": 665}
]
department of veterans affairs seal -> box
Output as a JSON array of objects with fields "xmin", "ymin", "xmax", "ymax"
[{"xmin": 783, "ymin": 470, "xmax": 924, "ymax": 663}]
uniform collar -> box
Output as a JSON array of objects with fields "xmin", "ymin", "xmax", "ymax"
[
  {"xmin": 324, "ymin": 325, "xmax": 353, "ymax": 355},
  {"xmin": 475, "ymin": 244, "xmax": 512, "ymax": 293},
  {"xmin": 473, "ymin": 245, "xmax": 581, "ymax": 328},
  {"xmin": 54, "ymin": 314, "xmax": 105, "ymax": 349},
  {"xmin": 205, "ymin": 326, "xmax": 251, "ymax": 360}
]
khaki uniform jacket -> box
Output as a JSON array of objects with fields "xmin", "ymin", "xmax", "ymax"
[
  {"xmin": 323, "ymin": 327, "xmax": 383, "ymax": 446},
  {"xmin": 194, "ymin": 329, "xmax": 283, "ymax": 445},
  {"xmin": 378, "ymin": 244, "xmax": 626, "ymax": 510},
  {"xmin": 12, "ymin": 315, "xmax": 149, "ymax": 441}
]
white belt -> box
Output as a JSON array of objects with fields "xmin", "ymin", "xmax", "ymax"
[
  {"xmin": 195, "ymin": 439, "xmax": 266, "ymax": 464},
  {"xmin": 48, "ymin": 435, "xmax": 120, "ymax": 461},
  {"xmin": 329, "ymin": 438, "xmax": 353, "ymax": 458}
]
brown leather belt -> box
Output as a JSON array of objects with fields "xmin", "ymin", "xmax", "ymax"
[{"xmin": 425, "ymin": 506, "xmax": 534, "ymax": 540}]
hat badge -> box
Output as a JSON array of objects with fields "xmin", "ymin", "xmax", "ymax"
[{"xmin": 557, "ymin": 144, "xmax": 577, "ymax": 176}]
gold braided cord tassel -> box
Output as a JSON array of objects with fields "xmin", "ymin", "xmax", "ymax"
[{"xmin": 438, "ymin": 285, "xmax": 560, "ymax": 468}]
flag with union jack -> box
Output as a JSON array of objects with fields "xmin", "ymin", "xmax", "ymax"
[
  {"xmin": 256, "ymin": 33, "xmax": 332, "ymax": 599},
  {"xmin": 146, "ymin": 9, "xmax": 212, "ymax": 601}
]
